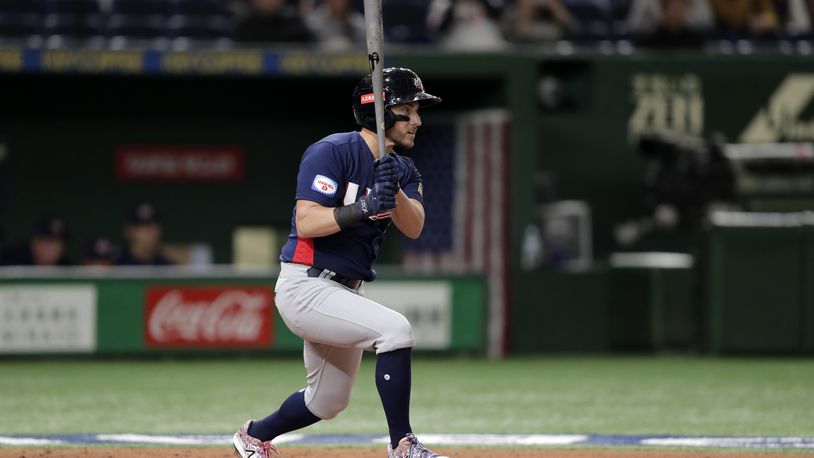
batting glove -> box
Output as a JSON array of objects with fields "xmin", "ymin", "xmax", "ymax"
[
  {"xmin": 362, "ymin": 181, "xmax": 397, "ymax": 215},
  {"xmin": 374, "ymin": 155, "xmax": 400, "ymax": 186}
]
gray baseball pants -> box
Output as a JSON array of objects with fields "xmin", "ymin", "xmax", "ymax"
[{"xmin": 274, "ymin": 262, "xmax": 415, "ymax": 420}]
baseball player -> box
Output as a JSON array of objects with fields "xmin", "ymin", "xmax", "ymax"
[
  {"xmin": 232, "ymin": 67, "xmax": 449, "ymax": 458},
  {"xmin": 233, "ymin": 68, "xmax": 447, "ymax": 458}
]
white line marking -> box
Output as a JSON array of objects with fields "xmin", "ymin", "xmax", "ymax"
[
  {"xmin": 96, "ymin": 434, "xmax": 232, "ymax": 445},
  {"xmin": 0, "ymin": 438, "xmax": 65, "ymax": 446},
  {"xmin": 270, "ymin": 434, "xmax": 305, "ymax": 444},
  {"xmin": 408, "ymin": 434, "xmax": 589, "ymax": 446},
  {"xmin": 642, "ymin": 437, "xmax": 814, "ymax": 448}
]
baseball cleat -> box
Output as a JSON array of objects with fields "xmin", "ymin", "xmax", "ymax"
[
  {"xmin": 388, "ymin": 434, "xmax": 450, "ymax": 458},
  {"xmin": 232, "ymin": 420, "xmax": 282, "ymax": 458}
]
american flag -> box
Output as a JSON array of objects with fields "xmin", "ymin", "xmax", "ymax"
[{"xmin": 402, "ymin": 110, "xmax": 511, "ymax": 357}]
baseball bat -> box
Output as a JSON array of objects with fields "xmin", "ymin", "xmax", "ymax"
[{"xmin": 363, "ymin": 0, "xmax": 388, "ymax": 159}]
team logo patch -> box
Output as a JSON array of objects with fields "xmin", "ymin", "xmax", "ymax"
[
  {"xmin": 360, "ymin": 93, "xmax": 375, "ymax": 105},
  {"xmin": 311, "ymin": 175, "xmax": 338, "ymax": 196}
]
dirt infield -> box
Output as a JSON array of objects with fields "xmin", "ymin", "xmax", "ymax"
[{"xmin": 0, "ymin": 448, "xmax": 811, "ymax": 458}]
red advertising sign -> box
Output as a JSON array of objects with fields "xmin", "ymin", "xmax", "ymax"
[
  {"xmin": 145, "ymin": 287, "xmax": 273, "ymax": 348},
  {"xmin": 116, "ymin": 146, "xmax": 244, "ymax": 182}
]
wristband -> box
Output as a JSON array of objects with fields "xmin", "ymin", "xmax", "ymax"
[{"xmin": 333, "ymin": 201, "xmax": 368, "ymax": 230}]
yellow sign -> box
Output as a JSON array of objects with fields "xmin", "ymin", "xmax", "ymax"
[
  {"xmin": 41, "ymin": 50, "xmax": 143, "ymax": 73},
  {"xmin": 279, "ymin": 53, "xmax": 368, "ymax": 75},
  {"xmin": 740, "ymin": 73, "xmax": 814, "ymax": 142},
  {"xmin": 162, "ymin": 51, "xmax": 263, "ymax": 74},
  {"xmin": 0, "ymin": 49, "xmax": 23, "ymax": 71}
]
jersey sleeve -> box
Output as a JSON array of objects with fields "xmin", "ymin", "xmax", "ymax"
[
  {"xmin": 397, "ymin": 156, "xmax": 424, "ymax": 204},
  {"xmin": 295, "ymin": 141, "xmax": 345, "ymax": 206}
]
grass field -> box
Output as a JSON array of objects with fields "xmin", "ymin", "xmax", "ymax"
[{"xmin": 2, "ymin": 356, "xmax": 813, "ymax": 439}]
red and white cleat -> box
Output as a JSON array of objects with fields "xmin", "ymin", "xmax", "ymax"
[
  {"xmin": 232, "ymin": 420, "xmax": 282, "ymax": 458},
  {"xmin": 387, "ymin": 434, "xmax": 449, "ymax": 458}
]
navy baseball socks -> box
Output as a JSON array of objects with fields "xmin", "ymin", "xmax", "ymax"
[
  {"xmin": 248, "ymin": 348, "xmax": 414, "ymax": 449},
  {"xmin": 247, "ymin": 389, "xmax": 320, "ymax": 442},
  {"xmin": 376, "ymin": 347, "xmax": 414, "ymax": 449}
]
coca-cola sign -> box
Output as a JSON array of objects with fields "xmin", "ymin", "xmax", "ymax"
[{"xmin": 145, "ymin": 287, "xmax": 273, "ymax": 348}]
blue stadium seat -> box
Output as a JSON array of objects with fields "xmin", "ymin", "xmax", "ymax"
[
  {"xmin": 110, "ymin": 0, "xmax": 166, "ymax": 15},
  {"xmin": 106, "ymin": 13, "xmax": 164, "ymax": 38},
  {"xmin": 565, "ymin": 1, "xmax": 611, "ymax": 42},
  {"xmin": 166, "ymin": 14, "xmax": 232, "ymax": 39},
  {"xmin": 43, "ymin": 0, "xmax": 101, "ymax": 14},
  {"xmin": 382, "ymin": 0, "xmax": 432, "ymax": 44},
  {"xmin": 44, "ymin": 12, "xmax": 103, "ymax": 37},
  {"xmin": 566, "ymin": 2, "xmax": 607, "ymax": 22},
  {"xmin": 169, "ymin": 0, "xmax": 230, "ymax": 16}
]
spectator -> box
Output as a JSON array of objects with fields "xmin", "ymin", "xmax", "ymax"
[
  {"xmin": 504, "ymin": 0, "xmax": 575, "ymax": 43},
  {"xmin": 0, "ymin": 216, "xmax": 70, "ymax": 266},
  {"xmin": 708, "ymin": 0, "xmax": 779, "ymax": 38},
  {"xmin": 774, "ymin": 0, "xmax": 812, "ymax": 37},
  {"xmin": 626, "ymin": 0, "xmax": 713, "ymax": 35},
  {"xmin": 427, "ymin": 0, "xmax": 507, "ymax": 50},
  {"xmin": 81, "ymin": 237, "xmax": 118, "ymax": 267},
  {"xmin": 305, "ymin": 0, "xmax": 366, "ymax": 50},
  {"xmin": 234, "ymin": 0, "xmax": 314, "ymax": 44},
  {"xmin": 116, "ymin": 202, "xmax": 172, "ymax": 266},
  {"xmin": 637, "ymin": 0, "xmax": 704, "ymax": 48},
  {"xmin": 560, "ymin": 0, "xmax": 612, "ymax": 38}
]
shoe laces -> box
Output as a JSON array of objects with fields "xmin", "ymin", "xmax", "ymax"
[{"xmin": 405, "ymin": 434, "xmax": 440, "ymax": 458}]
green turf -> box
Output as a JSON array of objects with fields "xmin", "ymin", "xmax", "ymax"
[{"xmin": 1, "ymin": 357, "xmax": 813, "ymax": 437}]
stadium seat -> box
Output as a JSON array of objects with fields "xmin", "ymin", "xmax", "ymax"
[
  {"xmin": 0, "ymin": 13, "xmax": 41, "ymax": 38},
  {"xmin": 43, "ymin": 0, "xmax": 101, "ymax": 14},
  {"xmin": 44, "ymin": 13, "xmax": 103, "ymax": 38},
  {"xmin": 565, "ymin": 2, "xmax": 611, "ymax": 43},
  {"xmin": 106, "ymin": 13, "xmax": 164, "ymax": 38},
  {"xmin": 0, "ymin": 0, "xmax": 43, "ymax": 14},
  {"xmin": 382, "ymin": 0, "xmax": 432, "ymax": 44},
  {"xmin": 609, "ymin": 0, "xmax": 632, "ymax": 39},
  {"xmin": 166, "ymin": 14, "xmax": 232, "ymax": 39},
  {"xmin": 169, "ymin": 0, "xmax": 230, "ymax": 16},
  {"xmin": 110, "ymin": 0, "xmax": 166, "ymax": 15}
]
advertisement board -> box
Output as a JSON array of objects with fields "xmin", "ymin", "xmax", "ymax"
[
  {"xmin": 0, "ymin": 284, "xmax": 97, "ymax": 353},
  {"xmin": 364, "ymin": 282, "xmax": 452, "ymax": 350},
  {"xmin": 145, "ymin": 286, "xmax": 273, "ymax": 348},
  {"xmin": 115, "ymin": 146, "xmax": 244, "ymax": 182}
]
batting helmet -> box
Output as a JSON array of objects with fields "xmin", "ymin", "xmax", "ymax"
[{"xmin": 352, "ymin": 67, "xmax": 442, "ymax": 131}]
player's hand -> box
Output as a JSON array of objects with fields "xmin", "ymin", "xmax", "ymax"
[
  {"xmin": 359, "ymin": 181, "xmax": 397, "ymax": 217},
  {"xmin": 374, "ymin": 155, "xmax": 399, "ymax": 186}
]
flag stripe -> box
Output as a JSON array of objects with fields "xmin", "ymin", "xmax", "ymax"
[{"xmin": 402, "ymin": 110, "xmax": 511, "ymax": 356}]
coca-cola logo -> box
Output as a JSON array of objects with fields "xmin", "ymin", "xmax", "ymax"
[{"xmin": 145, "ymin": 287, "xmax": 273, "ymax": 348}]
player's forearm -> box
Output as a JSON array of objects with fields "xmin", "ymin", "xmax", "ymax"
[
  {"xmin": 391, "ymin": 191, "xmax": 424, "ymax": 239},
  {"xmin": 296, "ymin": 202, "xmax": 342, "ymax": 238}
]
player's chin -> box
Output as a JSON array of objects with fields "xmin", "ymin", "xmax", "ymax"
[{"xmin": 396, "ymin": 136, "xmax": 416, "ymax": 150}]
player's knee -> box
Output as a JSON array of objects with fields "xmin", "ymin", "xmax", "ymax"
[
  {"xmin": 305, "ymin": 384, "xmax": 352, "ymax": 420},
  {"xmin": 377, "ymin": 313, "xmax": 415, "ymax": 353},
  {"xmin": 310, "ymin": 392, "xmax": 351, "ymax": 420}
]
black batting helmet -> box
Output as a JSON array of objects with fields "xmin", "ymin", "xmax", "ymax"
[{"xmin": 352, "ymin": 67, "xmax": 442, "ymax": 131}]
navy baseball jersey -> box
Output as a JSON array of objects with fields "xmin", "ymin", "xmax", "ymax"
[{"xmin": 280, "ymin": 132, "xmax": 423, "ymax": 281}]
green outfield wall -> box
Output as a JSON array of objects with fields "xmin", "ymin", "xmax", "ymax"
[
  {"xmin": 0, "ymin": 270, "xmax": 486, "ymax": 355},
  {"xmin": 707, "ymin": 219, "xmax": 814, "ymax": 354}
]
